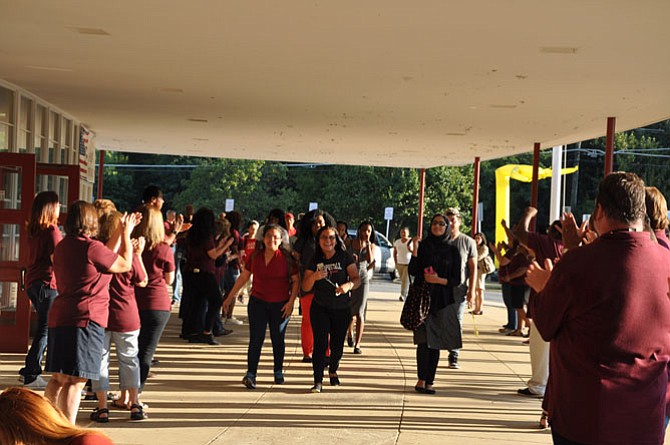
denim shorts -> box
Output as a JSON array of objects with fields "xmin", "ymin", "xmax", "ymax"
[{"xmin": 45, "ymin": 321, "xmax": 105, "ymax": 380}]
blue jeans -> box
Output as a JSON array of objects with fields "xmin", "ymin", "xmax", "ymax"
[
  {"xmin": 501, "ymin": 283, "xmax": 517, "ymax": 329},
  {"xmin": 246, "ymin": 296, "xmax": 290, "ymax": 377},
  {"xmin": 19, "ymin": 282, "xmax": 57, "ymax": 382}
]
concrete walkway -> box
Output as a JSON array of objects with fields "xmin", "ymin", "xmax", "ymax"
[{"xmin": 1, "ymin": 281, "xmax": 554, "ymax": 445}]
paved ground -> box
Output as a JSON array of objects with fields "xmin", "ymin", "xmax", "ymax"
[{"xmin": 1, "ymin": 278, "xmax": 555, "ymax": 445}]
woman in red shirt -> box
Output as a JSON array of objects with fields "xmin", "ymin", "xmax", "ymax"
[
  {"xmin": 19, "ymin": 191, "xmax": 62, "ymax": 389},
  {"xmin": 133, "ymin": 205, "xmax": 175, "ymax": 389},
  {"xmin": 223, "ymin": 225, "xmax": 299, "ymax": 389},
  {"xmin": 45, "ymin": 201, "xmax": 137, "ymax": 424}
]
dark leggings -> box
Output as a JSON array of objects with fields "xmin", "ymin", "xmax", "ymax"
[
  {"xmin": 138, "ymin": 310, "xmax": 170, "ymax": 389},
  {"xmin": 182, "ymin": 271, "xmax": 223, "ymax": 335},
  {"xmin": 310, "ymin": 302, "xmax": 351, "ymax": 384},
  {"xmin": 416, "ymin": 343, "xmax": 440, "ymax": 385}
]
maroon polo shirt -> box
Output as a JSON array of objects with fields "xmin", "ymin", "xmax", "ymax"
[
  {"xmin": 49, "ymin": 235, "xmax": 118, "ymax": 328},
  {"xmin": 25, "ymin": 224, "xmax": 62, "ymax": 289},
  {"xmin": 107, "ymin": 254, "xmax": 146, "ymax": 332},
  {"xmin": 526, "ymin": 232, "xmax": 563, "ymax": 264},
  {"xmin": 135, "ymin": 242, "xmax": 175, "ymax": 312},
  {"xmin": 530, "ymin": 231, "xmax": 670, "ymax": 444},
  {"xmin": 246, "ymin": 250, "xmax": 298, "ymax": 303}
]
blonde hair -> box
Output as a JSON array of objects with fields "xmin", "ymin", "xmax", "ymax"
[
  {"xmin": 645, "ymin": 186, "xmax": 669, "ymax": 231},
  {"xmin": 134, "ymin": 204, "xmax": 165, "ymax": 249},
  {"xmin": 93, "ymin": 199, "xmax": 117, "ymax": 218},
  {"xmin": 0, "ymin": 387, "xmax": 110, "ymax": 445}
]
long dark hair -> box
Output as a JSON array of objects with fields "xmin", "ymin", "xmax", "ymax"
[
  {"xmin": 296, "ymin": 209, "xmax": 334, "ymax": 244},
  {"xmin": 188, "ymin": 207, "xmax": 216, "ymax": 247},
  {"xmin": 226, "ymin": 210, "xmax": 242, "ymax": 232},
  {"xmin": 356, "ymin": 220, "xmax": 377, "ymax": 244},
  {"xmin": 265, "ymin": 208, "xmax": 288, "ymax": 230},
  {"xmin": 28, "ymin": 191, "xmax": 59, "ymax": 237}
]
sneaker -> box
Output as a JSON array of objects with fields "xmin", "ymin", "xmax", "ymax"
[
  {"xmin": 226, "ymin": 317, "xmax": 244, "ymax": 326},
  {"xmin": 213, "ymin": 327, "xmax": 234, "ymax": 337},
  {"xmin": 274, "ymin": 371, "xmax": 285, "ymax": 384},
  {"xmin": 189, "ymin": 333, "xmax": 220, "ymax": 345},
  {"xmin": 399, "ymin": 295, "xmax": 405, "ymax": 302},
  {"xmin": 17, "ymin": 375, "xmax": 25, "ymax": 384},
  {"xmin": 310, "ymin": 383, "xmax": 322, "ymax": 393},
  {"xmin": 517, "ymin": 387, "xmax": 543, "ymax": 398},
  {"xmin": 301, "ymin": 356, "xmax": 312, "ymax": 363},
  {"xmin": 242, "ymin": 375, "xmax": 256, "ymax": 389},
  {"xmin": 23, "ymin": 375, "xmax": 48, "ymax": 390},
  {"xmin": 498, "ymin": 327, "xmax": 515, "ymax": 334},
  {"xmin": 448, "ymin": 358, "xmax": 459, "ymax": 369}
]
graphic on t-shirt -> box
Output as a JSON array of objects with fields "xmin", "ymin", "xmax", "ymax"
[{"xmin": 317, "ymin": 262, "xmax": 343, "ymax": 288}]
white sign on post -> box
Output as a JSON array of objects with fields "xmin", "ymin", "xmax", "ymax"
[
  {"xmin": 309, "ymin": 202, "xmax": 318, "ymax": 211},
  {"xmin": 384, "ymin": 207, "xmax": 394, "ymax": 220},
  {"xmin": 225, "ymin": 199, "xmax": 234, "ymax": 212}
]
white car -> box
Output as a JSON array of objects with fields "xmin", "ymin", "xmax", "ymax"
[{"xmin": 347, "ymin": 229, "xmax": 397, "ymax": 278}]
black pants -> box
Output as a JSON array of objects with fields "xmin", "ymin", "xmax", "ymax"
[
  {"xmin": 138, "ymin": 310, "xmax": 170, "ymax": 389},
  {"xmin": 416, "ymin": 343, "xmax": 440, "ymax": 385},
  {"xmin": 182, "ymin": 271, "xmax": 223, "ymax": 335},
  {"xmin": 310, "ymin": 302, "xmax": 351, "ymax": 384},
  {"xmin": 552, "ymin": 430, "xmax": 585, "ymax": 445}
]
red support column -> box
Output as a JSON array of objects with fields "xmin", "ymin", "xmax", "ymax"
[
  {"xmin": 530, "ymin": 142, "xmax": 541, "ymax": 231},
  {"xmin": 418, "ymin": 168, "xmax": 426, "ymax": 238},
  {"xmin": 471, "ymin": 157, "xmax": 481, "ymax": 236},
  {"xmin": 604, "ymin": 117, "xmax": 616, "ymax": 176},
  {"xmin": 97, "ymin": 149, "xmax": 105, "ymax": 199}
]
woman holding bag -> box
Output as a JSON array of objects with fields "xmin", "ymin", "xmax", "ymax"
[{"xmin": 408, "ymin": 213, "xmax": 461, "ymax": 395}]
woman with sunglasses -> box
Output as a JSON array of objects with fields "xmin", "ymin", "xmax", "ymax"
[
  {"xmin": 409, "ymin": 214, "xmax": 461, "ymax": 395},
  {"xmin": 302, "ymin": 226, "xmax": 360, "ymax": 393}
]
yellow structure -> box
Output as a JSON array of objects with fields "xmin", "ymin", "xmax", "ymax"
[{"xmin": 495, "ymin": 164, "xmax": 578, "ymax": 247}]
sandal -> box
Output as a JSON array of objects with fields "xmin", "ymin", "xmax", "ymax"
[
  {"xmin": 111, "ymin": 399, "xmax": 130, "ymax": 410},
  {"xmin": 130, "ymin": 403, "xmax": 148, "ymax": 420},
  {"xmin": 539, "ymin": 411, "xmax": 549, "ymax": 429},
  {"xmin": 90, "ymin": 408, "xmax": 110, "ymax": 423}
]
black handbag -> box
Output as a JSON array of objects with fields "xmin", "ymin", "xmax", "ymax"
[{"xmin": 400, "ymin": 280, "xmax": 431, "ymax": 331}]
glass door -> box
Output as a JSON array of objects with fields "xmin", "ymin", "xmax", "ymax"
[{"xmin": 0, "ymin": 153, "xmax": 35, "ymax": 352}]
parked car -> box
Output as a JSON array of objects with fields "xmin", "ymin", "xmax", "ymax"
[{"xmin": 347, "ymin": 229, "xmax": 396, "ymax": 279}]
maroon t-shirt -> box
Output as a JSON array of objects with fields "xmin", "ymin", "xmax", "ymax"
[
  {"xmin": 246, "ymin": 249, "xmax": 298, "ymax": 303},
  {"xmin": 526, "ymin": 232, "xmax": 563, "ymax": 264},
  {"xmin": 107, "ymin": 254, "xmax": 146, "ymax": 332},
  {"xmin": 49, "ymin": 235, "xmax": 118, "ymax": 328},
  {"xmin": 186, "ymin": 236, "xmax": 216, "ymax": 275},
  {"xmin": 530, "ymin": 231, "xmax": 670, "ymax": 444},
  {"xmin": 25, "ymin": 224, "xmax": 62, "ymax": 288},
  {"xmin": 507, "ymin": 252, "xmax": 531, "ymax": 286},
  {"xmin": 135, "ymin": 242, "xmax": 175, "ymax": 311}
]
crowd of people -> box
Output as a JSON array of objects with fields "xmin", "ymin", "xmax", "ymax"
[{"xmin": 8, "ymin": 172, "xmax": 670, "ymax": 445}]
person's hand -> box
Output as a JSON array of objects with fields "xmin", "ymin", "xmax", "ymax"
[
  {"xmin": 122, "ymin": 212, "xmax": 141, "ymax": 236},
  {"xmin": 313, "ymin": 268, "xmax": 328, "ymax": 281},
  {"xmin": 424, "ymin": 271, "xmax": 441, "ymax": 284},
  {"xmin": 218, "ymin": 235, "xmax": 234, "ymax": 251},
  {"xmin": 501, "ymin": 219, "xmax": 508, "ymax": 229},
  {"xmin": 132, "ymin": 236, "xmax": 146, "ymax": 255},
  {"xmin": 222, "ymin": 294, "xmax": 235, "ymax": 313},
  {"xmin": 335, "ymin": 282, "xmax": 352, "ymax": 296},
  {"xmin": 173, "ymin": 214, "xmax": 184, "ymax": 234},
  {"xmin": 524, "ymin": 207, "xmax": 539, "ymax": 219},
  {"xmin": 583, "ymin": 227, "xmax": 598, "ymax": 245},
  {"xmin": 558, "ymin": 212, "xmax": 588, "ymax": 251},
  {"xmin": 281, "ymin": 300, "xmax": 295, "ymax": 318},
  {"xmin": 525, "ymin": 258, "xmax": 554, "ymax": 293},
  {"xmin": 488, "ymin": 241, "xmax": 497, "ymax": 253}
]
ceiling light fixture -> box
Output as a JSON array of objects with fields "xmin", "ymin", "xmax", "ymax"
[
  {"xmin": 540, "ymin": 46, "xmax": 578, "ymax": 54},
  {"xmin": 25, "ymin": 65, "xmax": 73, "ymax": 72},
  {"xmin": 67, "ymin": 26, "xmax": 110, "ymax": 36},
  {"xmin": 187, "ymin": 118, "xmax": 208, "ymax": 123}
]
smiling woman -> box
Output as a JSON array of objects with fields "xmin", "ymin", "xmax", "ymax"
[{"xmin": 302, "ymin": 226, "xmax": 360, "ymax": 393}]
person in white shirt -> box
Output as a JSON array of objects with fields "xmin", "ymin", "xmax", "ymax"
[{"xmin": 393, "ymin": 227, "xmax": 413, "ymax": 301}]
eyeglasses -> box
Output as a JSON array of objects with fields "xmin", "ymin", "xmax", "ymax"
[
  {"xmin": 431, "ymin": 221, "xmax": 447, "ymax": 226},
  {"xmin": 320, "ymin": 235, "xmax": 337, "ymax": 241}
]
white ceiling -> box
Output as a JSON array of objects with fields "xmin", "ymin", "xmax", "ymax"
[{"xmin": 1, "ymin": 1, "xmax": 669, "ymax": 168}]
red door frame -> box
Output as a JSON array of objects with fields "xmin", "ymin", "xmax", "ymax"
[
  {"xmin": 0, "ymin": 156, "xmax": 80, "ymax": 352},
  {"xmin": 0, "ymin": 153, "xmax": 36, "ymax": 352}
]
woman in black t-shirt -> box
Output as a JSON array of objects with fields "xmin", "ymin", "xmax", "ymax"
[{"xmin": 302, "ymin": 226, "xmax": 360, "ymax": 393}]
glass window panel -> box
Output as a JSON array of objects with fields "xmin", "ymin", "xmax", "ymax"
[
  {"xmin": 0, "ymin": 224, "xmax": 21, "ymax": 262},
  {"xmin": 19, "ymin": 96, "xmax": 32, "ymax": 132},
  {"xmin": 0, "ymin": 123, "xmax": 10, "ymax": 152},
  {"xmin": 36, "ymin": 174, "xmax": 69, "ymax": 213},
  {"xmin": 0, "ymin": 86, "xmax": 14, "ymax": 125},
  {"xmin": 35, "ymin": 105, "xmax": 46, "ymax": 160},
  {"xmin": 0, "ymin": 281, "xmax": 19, "ymax": 321},
  {"xmin": 19, "ymin": 129, "xmax": 32, "ymax": 153},
  {"xmin": 0, "ymin": 166, "xmax": 21, "ymax": 210}
]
